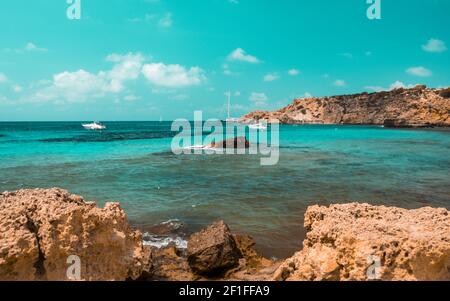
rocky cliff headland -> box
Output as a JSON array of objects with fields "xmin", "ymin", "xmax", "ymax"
[
  {"xmin": 1, "ymin": 188, "xmax": 449, "ymax": 281},
  {"xmin": 241, "ymin": 86, "xmax": 450, "ymax": 127}
]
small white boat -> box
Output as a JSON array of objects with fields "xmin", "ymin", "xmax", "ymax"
[
  {"xmin": 248, "ymin": 122, "xmax": 267, "ymax": 130},
  {"xmin": 82, "ymin": 122, "xmax": 106, "ymax": 130},
  {"xmin": 225, "ymin": 118, "xmax": 240, "ymax": 124},
  {"xmin": 224, "ymin": 91, "xmax": 240, "ymax": 124}
]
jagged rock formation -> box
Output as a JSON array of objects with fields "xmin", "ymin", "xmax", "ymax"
[
  {"xmin": 0, "ymin": 188, "xmax": 150, "ymax": 281},
  {"xmin": 241, "ymin": 85, "xmax": 450, "ymax": 127},
  {"xmin": 146, "ymin": 223, "xmax": 278, "ymax": 281},
  {"xmin": 274, "ymin": 203, "xmax": 450, "ymax": 281},
  {"xmin": 187, "ymin": 221, "xmax": 241, "ymax": 275},
  {"xmin": 0, "ymin": 189, "xmax": 275, "ymax": 281},
  {"xmin": 2, "ymin": 188, "xmax": 449, "ymax": 281},
  {"xmin": 225, "ymin": 234, "xmax": 280, "ymax": 281}
]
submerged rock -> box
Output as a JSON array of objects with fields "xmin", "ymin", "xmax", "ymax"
[
  {"xmin": 274, "ymin": 203, "xmax": 450, "ymax": 281},
  {"xmin": 0, "ymin": 188, "xmax": 151, "ymax": 281},
  {"xmin": 187, "ymin": 221, "xmax": 241, "ymax": 276}
]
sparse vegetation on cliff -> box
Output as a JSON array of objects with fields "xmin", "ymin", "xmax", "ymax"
[
  {"xmin": 440, "ymin": 87, "xmax": 450, "ymax": 98},
  {"xmin": 241, "ymin": 86, "xmax": 450, "ymax": 127}
]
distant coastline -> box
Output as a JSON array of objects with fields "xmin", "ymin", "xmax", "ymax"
[{"xmin": 240, "ymin": 85, "xmax": 450, "ymax": 128}]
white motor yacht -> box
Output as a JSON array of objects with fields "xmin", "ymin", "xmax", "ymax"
[
  {"xmin": 248, "ymin": 122, "xmax": 267, "ymax": 130},
  {"xmin": 82, "ymin": 122, "xmax": 106, "ymax": 130}
]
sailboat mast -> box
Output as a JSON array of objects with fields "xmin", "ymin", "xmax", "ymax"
[{"xmin": 227, "ymin": 91, "xmax": 231, "ymax": 119}]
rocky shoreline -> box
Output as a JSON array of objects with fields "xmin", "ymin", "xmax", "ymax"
[
  {"xmin": 241, "ymin": 86, "xmax": 450, "ymax": 127},
  {"xmin": 1, "ymin": 188, "xmax": 449, "ymax": 281}
]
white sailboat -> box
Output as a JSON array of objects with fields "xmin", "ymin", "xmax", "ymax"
[
  {"xmin": 82, "ymin": 121, "xmax": 106, "ymax": 130},
  {"xmin": 224, "ymin": 91, "xmax": 240, "ymax": 123}
]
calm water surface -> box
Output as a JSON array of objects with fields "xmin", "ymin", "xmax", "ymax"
[{"xmin": 1, "ymin": 122, "xmax": 449, "ymax": 258}]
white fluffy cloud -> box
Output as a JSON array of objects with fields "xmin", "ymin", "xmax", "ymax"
[
  {"xmin": 227, "ymin": 48, "xmax": 260, "ymax": 64},
  {"xmin": 12, "ymin": 84, "xmax": 23, "ymax": 92},
  {"xmin": 8, "ymin": 52, "xmax": 206, "ymax": 104},
  {"xmin": 288, "ymin": 69, "xmax": 300, "ymax": 76},
  {"xmin": 422, "ymin": 39, "xmax": 446, "ymax": 53},
  {"xmin": 3, "ymin": 42, "xmax": 47, "ymax": 53},
  {"xmin": 169, "ymin": 94, "xmax": 190, "ymax": 101},
  {"xmin": 302, "ymin": 92, "xmax": 313, "ymax": 98},
  {"xmin": 406, "ymin": 66, "xmax": 432, "ymax": 77},
  {"xmin": 25, "ymin": 42, "xmax": 47, "ymax": 52},
  {"xmin": 249, "ymin": 92, "xmax": 268, "ymax": 106},
  {"xmin": 222, "ymin": 63, "xmax": 233, "ymax": 76},
  {"xmin": 30, "ymin": 53, "xmax": 146, "ymax": 102},
  {"xmin": 263, "ymin": 73, "xmax": 279, "ymax": 82},
  {"xmin": 142, "ymin": 63, "xmax": 206, "ymax": 88},
  {"xmin": 334, "ymin": 79, "xmax": 346, "ymax": 87},
  {"xmin": 32, "ymin": 70, "xmax": 113, "ymax": 102},
  {"xmin": 158, "ymin": 13, "xmax": 173, "ymax": 28},
  {"xmin": 0, "ymin": 73, "xmax": 24, "ymax": 94},
  {"xmin": 127, "ymin": 11, "xmax": 173, "ymax": 28},
  {"xmin": 0, "ymin": 95, "xmax": 12, "ymax": 105},
  {"xmin": 364, "ymin": 81, "xmax": 415, "ymax": 92},
  {"xmin": 389, "ymin": 80, "xmax": 415, "ymax": 90},
  {"xmin": 106, "ymin": 52, "xmax": 145, "ymax": 92},
  {"xmin": 124, "ymin": 94, "xmax": 140, "ymax": 101},
  {"xmin": 339, "ymin": 52, "xmax": 353, "ymax": 59}
]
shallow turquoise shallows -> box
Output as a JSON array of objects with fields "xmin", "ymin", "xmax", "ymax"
[{"xmin": 1, "ymin": 122, "xmax": 449, "ymax": 258}]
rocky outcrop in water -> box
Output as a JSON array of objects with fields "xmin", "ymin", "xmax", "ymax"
[
  {"xmin": 274, "ymin": 203, "xmax": 450, "ymax": 281},
  {"xmin": 0, "ymin": 188, "xmax": 151, "ymax": 281},
  {"xmin": 209, "ymin": 137, "xmax": 250, "ymax": 149},
  {"xmin": 241, "ymin": 85, "xmax": 450, "ymax": 127}
]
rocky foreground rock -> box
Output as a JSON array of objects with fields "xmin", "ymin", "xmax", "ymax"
[
  {"xmin": 0, "ymin": 188, "xmax": 274, "ymax": 281},
  {"xmin": 0, "ymin": 188, "xmax": 150, "ymax": 280},
  {"xmin": 187, "ymin": 221, "xmax": 241, "ymax": 275},
  {"xmin": 1, "ymin": 189, "xmax": 449, "ymax": 281},
  {"xmin": 241, "ymin": 85, "xmax": 450, "ymax": 127},
  {"xmin": 274, "ymin": 203, "xmax": 450, "ymax": 281}
]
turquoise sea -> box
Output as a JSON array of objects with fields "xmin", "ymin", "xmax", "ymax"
[{"xmin": 1, "ymin": 122, "xmax": 449, "ymax": 258}]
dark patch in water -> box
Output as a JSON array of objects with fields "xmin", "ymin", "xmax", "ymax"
[
  {"xmin": 40, "ymin": 131, "xmax": 177, "ymax": 143},
  {"xmin": 39, "ymin": 130, "xmax": 215, "ymax": 143},
  {"xmin": 150, "ymin": 151, "xmax": 178, "ymax": 157},
  {"xmin": 280, "ymin": 145, "xmax": 311, "ymax": 150}
]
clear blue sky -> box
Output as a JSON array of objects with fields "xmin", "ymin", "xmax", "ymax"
[{"xmin": 0, "ymin": 0, "xmax": 449, "ymax": 121}]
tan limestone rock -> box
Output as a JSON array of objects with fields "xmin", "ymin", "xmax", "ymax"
[{"xmin": 274, "ymin": 203, "xmax": 450, "ymax": 281}]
